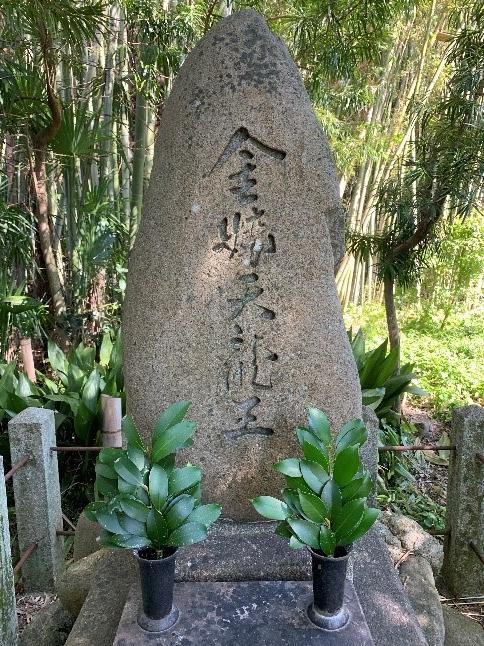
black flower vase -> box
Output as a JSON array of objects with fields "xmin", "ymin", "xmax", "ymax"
[
  {"xmin": 307, "ymin": 546, "xmax": 351, "ymax": 630},
  {"xmin": 135, "ymin": 548, "xmax": 179, "ymax": 632}
]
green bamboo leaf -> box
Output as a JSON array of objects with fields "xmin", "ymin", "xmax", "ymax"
[
  {"xmin": 100, "ymin": 332, "xmax": 113, "ymax": 367},
  {"xmin": 167, "ymin": 522, "xmax": 207, "ymax": 547},
  {"xmin": 149, "ymin": 464, "xmax": 168, "ymax": 510},
  {"xmin": 82, "ymin": 369, "xmax": 100, "ymax": 413},
  {"xmin": 251, "ymin": 496, "xmax": 289, "ymax": 520},
  {"xmin": 287, "ymin": 518, "xmax": 320, "ymax": 549}
]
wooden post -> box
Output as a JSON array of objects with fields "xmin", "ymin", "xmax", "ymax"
[
  {"xmin": 101, "ymin": 394, "xmax": 122, "ymax": 447},
  {"xmin": 0, "ymin": 456, "xmax": 19, "ymax": 645},
  {"xmin": 20, "ymin": 338, "xmax": 36, "ymax": 382}
]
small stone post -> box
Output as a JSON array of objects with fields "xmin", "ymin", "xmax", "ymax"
[
  {"xmin": 442, "ymin": 405, "xmax": 484, "ymax": 596},
  {"xmin": 0, "ymin": 456, "xmax": 18, "ymax": 645},
  {"xmin": 101, "ymin": 394, "xmax": 123, "ymax": 447},
  {"xmin": 8, "ymin": 408, "xmax": 63, "ymax": 591}
]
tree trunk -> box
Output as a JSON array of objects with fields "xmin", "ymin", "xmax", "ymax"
[
  {"xmin": 384, "ymin": 275, "xmax": 400, "ymax": 355},
  {"xmin": 31, "ymin": 150, "xmax": 66, "ymax": 317}
]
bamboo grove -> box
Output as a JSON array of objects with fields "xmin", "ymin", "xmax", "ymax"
[{"xmin": 0, "ymin": 0, "xmax": 482, "ymax": 354}]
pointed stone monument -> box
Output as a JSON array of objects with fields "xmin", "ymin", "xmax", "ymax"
[{"xmin": 123, "ymin": 10, "xmax": 361, "ymax": 520}]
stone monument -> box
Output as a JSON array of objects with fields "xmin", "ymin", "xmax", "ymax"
[{"xmin": 123, "ymin": 10, "xmax": 361, "ymax": 520}]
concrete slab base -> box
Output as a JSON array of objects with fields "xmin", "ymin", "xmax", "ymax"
[{"xmin": 114, "ymin": 580, "xmax": 374, "ymax": 645}]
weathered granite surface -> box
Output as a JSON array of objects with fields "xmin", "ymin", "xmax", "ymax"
[
  {"xmin": 123, "ymin": 9, "xmax": 361, "ymax": 520},
  {"xmin": 113, "ymin": 580, "xmax": 374, "ymax": 646},
  {"xmin": 443, "ymin": 405, "xmax": 484, "ymax": 597},
  {"xmin": 443, "ymin": 606, "xmax": 484, "ymax": 646},
  {"xmin": 400, "ymin": 555, "xmax": 444, "ymax": 646},
  {"xmin": 19, "ymin": 600, "xmax": 74, "ymax": 646}
]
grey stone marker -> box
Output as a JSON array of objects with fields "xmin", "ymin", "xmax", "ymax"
[
  {"xmin": 442, "ymin": 405, "xmax": 484, "ymax": 596},
  {"xmin": 123, "ymin": 9, "xmax": 361, "ymax": 521},
  {"xmin": 8, "ymin": 407, "xmax": 63, "ymax": 591},
  {"xmin": 0, "ymin": 456, "xmax": 18, "ymax": 646}
]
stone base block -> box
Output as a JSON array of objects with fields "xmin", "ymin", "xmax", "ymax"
[{"xmin": 114, "ymin": 580, "xmax": 374, "ymax": 645}]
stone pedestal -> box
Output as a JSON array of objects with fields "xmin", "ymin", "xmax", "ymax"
[{"xmin": 114, "ymin": 580, "xmax": 374, "ymax": 646}]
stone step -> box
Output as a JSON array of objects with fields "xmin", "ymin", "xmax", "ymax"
[{"xmin": 114, "ymin": 580, "xmax": 374, "ymax": 646}]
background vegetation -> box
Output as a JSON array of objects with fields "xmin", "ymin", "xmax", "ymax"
[{"xmin": 0, "ymin": 0, "xmax": 482, "ymax": 530}]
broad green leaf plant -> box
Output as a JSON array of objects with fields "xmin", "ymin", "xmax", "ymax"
[
  {"xmin": 85, "ymin": 401, "xmax": 221, "ymax": 556},
  {"xmin": 252, "ymin": 408, "xmax": 379, "ymax": 556}
]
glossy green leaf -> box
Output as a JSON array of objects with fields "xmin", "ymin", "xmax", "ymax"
[
  {"xmin": 308, "ymin": 407, "xmax": 331, "ymax": 446},
  {"xmin": 108, "ymin": 534, "xmax": 151, "ymax": 550},
  {"xmin": 98, "ymin": 448, "xmax": 122, "ymax": 465},
  {"xmin": 168, "ymin": 521, "xmax": 207, "ymax": 547},
  {"xmin": 275, "ymin": 522, "xmax": 292, "ymax": 539},
  {"xmin": 285, "ymin": 476, "xmax": 313, "ymax": 495},
  {"xmin": 122, "ymin": 416, "xmax": 145, "ymax": 452},
  {"xmin": 273, "ymin": 458, "xmax": 301, "ymax": 477},
  {"xmin": 287, "ymin": 518, "xmax": 320, "ymax": 549},
  {"xmin": 302, "ymin": 441, "xmax": 329, "ymax": 471},
  {"xmin": 151, "ymin": 420, "xmax": 196, "ymax": 463},
  {"xmin": 114, "ymin": 455, "xmax": 144, "ymax": 487},
  {"xmin": 289, "ymin": 535, "xmax": 305, "ymax": 549},
  {"xmin": 336, "ymin": 421, "xmax": 367, "ymax": 453},
  {"xmin": 338, "ymin": 508, "xmax": 379, "ymax": 546},
  {"xmin": 149, "ymin": 464, "xmax": 168, "ymax": 510},
  {"xmin": 341, "ymin": 475, "xmax": 373, "ymax": 503},
  {"xmin": 298, "ymin": 491, "xmax": 329, "ymax": 523},
  {"xmin": 119, "ymin": 495, "xmax": 150, "ymax": 522},
  {"xmin": 168, "ymin": 465, "xmax": 202, "ymax": 497},
  {"xmin": 165, "ymin": 494, "xmax": 195, "ymax": 530},
  {"xmin": 146, "ymin": 508, "xmax": 168, "ymax": 547},
  {"xmin": 96, "ymin": 511, "xmax": 124, "ymax": 534},
  {"xmin": 187, "ymin": 503, "xmax": 221, "ymax": 528},
  {"xmin": 333, "ymin": 499, "xmax": 365, "ymax": 542},
  {"xmin": 152, "ymin": 401, "xmax": 192, "ymax": 446},
  {"xmin": 47, "ymin": 340, "xmax": 68, "ymax": 381},
  {"xmin": 95, "ymin": 462, "xmax": 117, "ymax": 480},
  {"xmin": 84, "ymin": 501, "xmax": 104, "ymax": 522},
  {"xmin": 320, "ymin": 480, "xmax": 342, "ymax": 518},
  {"xmin": 118, "ymin": 513, "xmax": 146, "ymax": 536},
  {"xmin": 96, "ymin": 475, "xmax": 118, "ymax": 497},
  {"xmin": 251, "ymin": 496, "xmax": 289, "ymax": 520},
  {"xmin": 300, "ymin": 460, "xmax": 330, "ymax": 494},
  {"xmin": 333, "ymin": 445, "xmax": 360, "ymax": 486},
  {"xmin": 319, "ymin": 525, "xmax": 336, "ymax": 556},
  {"xmin": 282, "ymin": 488, "xmax": 304, "ymax": 516}
]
